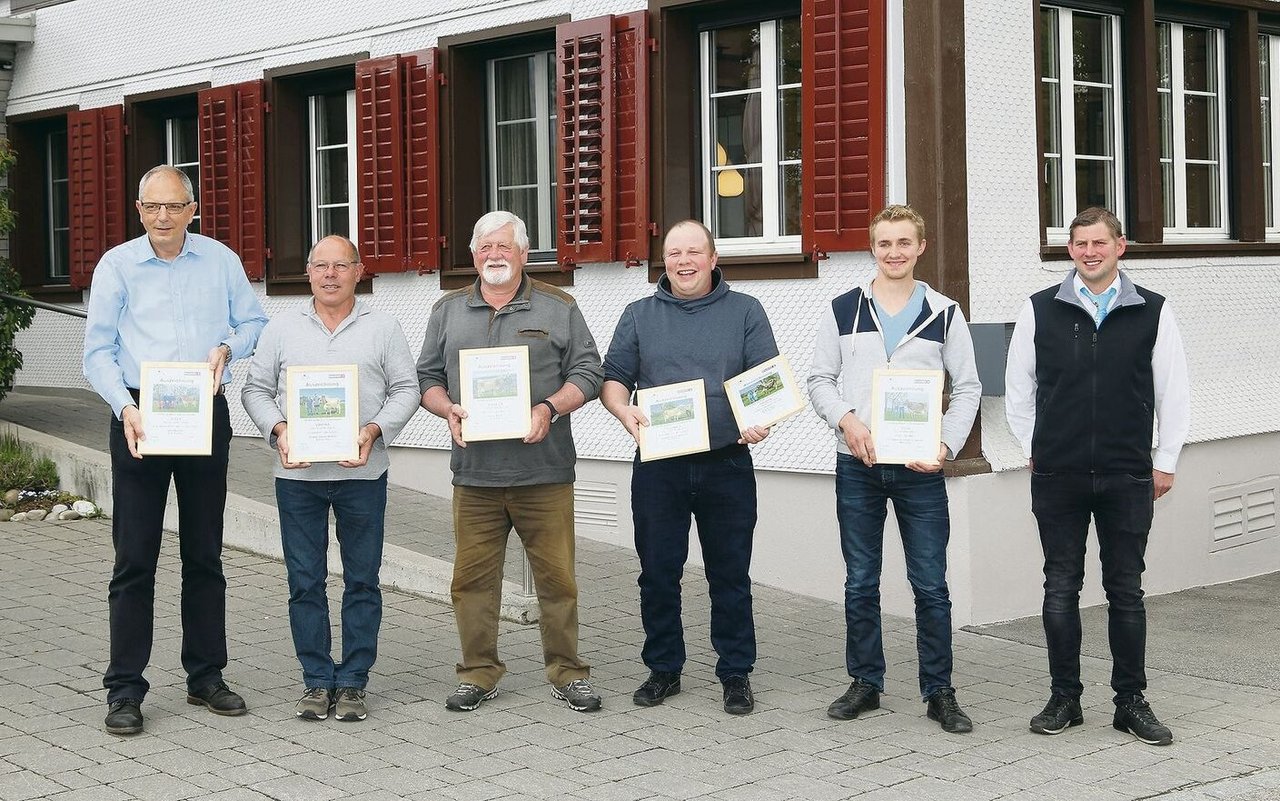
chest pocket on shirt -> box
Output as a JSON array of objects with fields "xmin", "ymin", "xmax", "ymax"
[{"xmin": 517, "ymin": 328, "xmax": 549, "ymax": 339}]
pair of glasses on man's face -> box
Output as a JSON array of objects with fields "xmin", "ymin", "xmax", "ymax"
[
  {"xmin": 308, "ymin": 262, "xmax": 356, "ymax": 273},
  {"xmin": 139, "ymin": 201, "xmax": 192, "ymax": 215}
]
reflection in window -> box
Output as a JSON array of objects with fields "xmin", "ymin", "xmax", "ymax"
[
  {"xmin": 1263, "ymin": 35, "xmax": 1279, "ymax": 233},
  {"xmin": 308, "ymin": 90, "xmax": 358, "ymax": 245},
  {"xmin": 165, "ymin": 116, "xmax": 200, "ymax": 234},
  {"xmin": 488, "ymin": 51, "xmax": 556, "ymax": 255},
  {"xmin": 701, "ymin": 17, "xmax": 801, "ymax": 250},
  {"xmin": 46, "ymin": 131, "xmax": 70, "ymax": 281}
]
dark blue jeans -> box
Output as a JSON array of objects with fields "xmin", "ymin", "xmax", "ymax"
[
  {"xmin": 836, "ymin": 454, "xmax": 953, "ymax": 699},
  {"xmin": 632, "ymin": 446, "xmax": 757, "ymax": 680},
  {"xmin": 1031, "ymin": 471, "xmax": 1152, "ymax": 702},
  {"xmin": 276, "ymin": 472, "xmax": 388, "ymax": 690}
]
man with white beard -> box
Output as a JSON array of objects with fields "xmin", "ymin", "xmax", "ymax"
[{"xmin": 417, "ymin": 211, "xmax": 605, "ymax": 713}]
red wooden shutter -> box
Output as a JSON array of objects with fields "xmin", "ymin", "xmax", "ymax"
[
  {"xmin": 403, "ymin": 48, "xmax": 441, "ymax": 274},
  {"xmin": 612, "ymin": 12, "xmax": 649, "ymax": 266},
  {"xmin": 198, "ymin": 80, "xmax": 266, "ymax": 281},
  {"xmin": 67, "ymin": 105, "xmax": 126, "ymax": 289},
  {"xmin": 801, "ymin": 0, "xmax": 885, "ymax": 255},
  {"xmin": 356, "ymin": 56, "xmax": 407, "ymax": 274},
  {"xmin": 556, "ymin": 16, "xmax": 615, "ymax": 268}
]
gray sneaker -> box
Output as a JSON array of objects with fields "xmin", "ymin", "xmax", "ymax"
[
  {"xmin": 295, "ymin": 687, "xmax": 332, "ymax": 721},
  {"xmin": 445, "ymin": 682, "xmax": 498, "ymax": 711},
  {"xmin": 333, "ymin": 687, "xmax": 367, "ymax": 722},
  {"xmin": 552, "ymin": 678, "xmax": 602, "ymax": 712}
]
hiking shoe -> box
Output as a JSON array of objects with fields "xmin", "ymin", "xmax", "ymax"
[
  {"xmin": 1030, "ymin": 692, "xmax": 1083, "ymax": 735},
  {"xmin": 334, "ymin": 687, "xmax": 367, "ymax": 722},
  {"xmin": 552, "ymin": 678, "xmax": 602, "ymax": 712},
  {"xmin": 926, "ymin": 688, "xmax": 973, "ymax": 734},
  {"xmin": 632, "ymin": 671, "xmax": 681, "ymax": 707},
  {"xmin": 722, "ymin": 675, "xmax": 755, "ymax": 715},
  {"xmin": 105, "ymin": 699, "xmax": 143, "ymax": 735},
  {"xmin": 295, "ymin": 687, "xmax": 332, "ymax": 721},
  {"xmin": 827, "ymin": 679, "xmax": 880, "ymax": 720},
  {"xmin": 186, "ymin": 681, "xmax": 248, "ymax": 716},
  {"xmin": 445, "ymin": 682, "xmax": 498, "ymax": 712},
  {"xmin": 1113, "ymin": 696, "xmax": 1173, "ymax": 745}
]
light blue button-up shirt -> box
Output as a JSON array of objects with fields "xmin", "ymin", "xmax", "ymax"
[{"xmin": 83, "ymin": 232, "xmax": 269, "ymax": 419}]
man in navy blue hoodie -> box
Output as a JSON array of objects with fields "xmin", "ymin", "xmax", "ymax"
[{"xmin": 601, "ymin": 220, "xmax": 777, "ymax": 715}]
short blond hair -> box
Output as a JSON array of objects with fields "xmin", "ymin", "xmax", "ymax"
[
  {"xmin": 664, "ymin": 219, "xmax": 717, "ymax": 255},
  {"xmin": 869, "ymin": 204, "xmax": 926, "ymax": 243}
]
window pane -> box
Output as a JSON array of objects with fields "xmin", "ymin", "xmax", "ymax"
[
  {"xmin": 498, "ymin": 187, "xmax": 539, "ymax": 246},
  {"xmin": 778, "ymin": 17, "xmax": 800, "ymax": 85},
  {"xmin": 50, "ymin": 231, "xmax": 70, "ymax": 279},
  {"xmin": 48, "ymin": 133, "xmax": 67, "ymax": 180},
  {"xmin": 779, "ymin": 163, "xmax": 801, "ymax": 237},
  {"xmin": 1042, "ymin": 81, "xmax": 1061, "ymax": 155},
  {"xmin": 1040, "ymin": 7, "xmax": 1059, "ymax": 79},
  {"xmin": 1073, "ymin": 85, "xmax": 1113, "ymax": 157},
  {"xmin": 1184, "ymin": 163, "xmax": 1220, "ymax": 227},
  {"xmin": 1262, "ymin": 36, "xmax": 1271, "ymax": 95},
  {"xmin": 1157, "ymin": 23, "xmax": 1172, "ymax": 90},
  {"xmin": 1161, "ymin": 162, "xmax": 1175, "ymax": 228},
  {"xmin": 318, "ymin": 206, "xmax": 349, "ymax": 239},
  {"xmin": 171, "ymin": 117, "xmax": 198, "ymax": 164},
  {"xmin": 779, "ymin": 87, "xmax": 801, "ymax": 161},
  {"xmin": 496, "ymin": 122, "xmax": 537, "ymax": 186},
  {"xmin": 179, "ymin": 164, "xmax": 200, "ymax": 203},
  {"xmin": 715, "ymin": 94, "xmax": 761, "ymax": 166},
  {"xmin": 713, "ymin": 166, "xmax": 762, "ymax": 238},
  {"xmin": 315, "ymin": 93, "xmax": 347, "ymax": 147},
  {"xmin": 50, "ymin": 181, "xmax": 69, "ymax": 229},
  {"xmin": 1072, "ymin": 12, "xmax": 1110, "ymax": 84},
  {"xmin": 494, "ymin": 56, "xmax": 534, "ymax": 122},
  {"xmin": 1074, "ymin": 159, "xmax": 1113, "ymax": 212},
  {"xmin": 1159, "ymin": 93, "xmax": 1173, "ymax": 160},
  {"xmin": 318, "ymin": 148, "xmax": 348, "ymax": 205},
  {"xmin": 1267, "ymin": 165, "xmax": 1274, "ymax": 228},
  {"xmin": 1044, "ymin": 156, "xmax": 1063, "ymax": 229},
  {"xmin": 712, "ymin": 24, "xmax": 761, "ymax": 92},
  {"xmin": 1183, "ymin": 27, "xmax": 1214, "ymax": 93},
  {"xmin": 1183, "ymin": 95, "xmax": 1217, "ymax": 162}
]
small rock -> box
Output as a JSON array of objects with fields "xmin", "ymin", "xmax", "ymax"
[
  {"xmin": 50, "ymin": 504, "xmax": 69, "ymax": 515},
  {"xmin": 0, "ymin": 509, "xmax": 12, "ymax": 522},
  {"xmin": 26, "ymin": 509, "xmax": 47, "ymax": 522},
  {"xmin": 72, "ymin": 500, "xmax": 97, "ymax": 517},
  {"xmin": 58, "ymin": 510, "xmax": 81, "ymax": 521},
  {"xmin": 2, "ymin": 489, "xmax": 18, "ymax": 506},
  {"xmin": 10, "ymin": 512, "xmax": 27, "ymax": 521}
]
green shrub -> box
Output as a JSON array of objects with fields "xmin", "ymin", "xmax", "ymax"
[{"xmin": 0, "ymin": 430, "xmax": 59, "ymax": 496}]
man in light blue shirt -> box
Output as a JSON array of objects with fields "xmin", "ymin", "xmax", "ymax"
[{"xmin": 83, "ymin": 164, "xmax": 267, "ymax": 736}]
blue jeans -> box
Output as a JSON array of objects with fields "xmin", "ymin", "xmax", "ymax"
[
  {"xmin": 836, "ymin": 454, "xmax": 953, "ymax": 699},
  {"xmin": 1031, "ymin": 471, "xmax": 1152, "ymax": 701},
  {"xmin": 632, "ymin": 446, "xmax": 757, "ymax": 680},
  {"xmin": 275, "ymin": 473, "xmax": 388, "ymax": 690}
]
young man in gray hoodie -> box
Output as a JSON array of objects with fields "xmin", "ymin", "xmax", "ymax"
[{"xmin": 808, "ymin": 205, "xmax": 981, "ymax": 733}]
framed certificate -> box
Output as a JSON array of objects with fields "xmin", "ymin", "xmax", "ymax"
[
  {"xmin": 636, "ymin": 379, "xmax": 711, "ymax": 462},
  {"xmin": 724, "ymin": 354, "xmax": 804, "ymax": 432},
  {"xmin": 459, "ymin": 345, "xmax": 532, "ymax": 442},
  {"xmin": 285, "ymin": 365, "xmax": 360, "ymax": 463},
  {"xmin": 138, "ymin": 362, "xmax": 214, "ymax": 455},
  {"xmin": 869, "ymin": 368, "xmax": 945, "ymax": 465}
]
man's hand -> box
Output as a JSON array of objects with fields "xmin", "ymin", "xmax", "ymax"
[
  {"xmin": 1153, "ymin": 469, "xmax": 1175, "ymax": 500},
  {"xmin": 906, "ymin": 442, "xmax": 948, "ymax": 474},
  {"xmin": 339, "ymin": 423, "xmax": 381, "ymax": 468},
  {"xmin": 446, "ymin": 404, "xmax": 468, "ymax": 448},
  {"xmin": 272, "ymin": 422, "xmax": 312, "ymax": 469},
  {"xmin": 738, "ymin": 425, "xmax": 770, "ymax": 445},
  {"xmin": 207, "ymin": 343, "xmax": 231, "ymax": 389},
  {"xmin": 615, "ymin": 405, "xmax": 650, "ymax": 445},
  {"xmin": 839, "ymin": 411, "xmax": 876, "ymax": 467},
  {"xmin": 524, "ymin": 403, "xmax": 552, "ymax": 444},
  {"xmin": 121, "ymin": 405, "xmax": 146, "ymax": 459}
]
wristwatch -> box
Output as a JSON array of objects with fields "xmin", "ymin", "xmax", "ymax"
[
  {"xmin": 539, "ymin": 399, "xmax": 560, "ymax": 423},
  {"xmin": 218, "ymin": 343, "xmax": 232, "ymax": 360}
]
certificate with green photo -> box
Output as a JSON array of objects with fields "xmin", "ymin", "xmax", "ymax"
[
  {"xmin": 869, "ymin": 368, "xmax": 944, "ymax": 465},
  {"xmin": 138, "ymin": 361, "xmax": 214, "ymax": 455},
  {"xmin": 636, "ymin": 379, "xmax": 710, "ymax": 461},
  {"xmin": 286, "ymin": 365, "xmax": 360, "ymax": 462}
]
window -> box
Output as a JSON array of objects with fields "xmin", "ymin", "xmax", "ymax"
[
  {"xmin": 1158, "ymin": 21, "xmax": 1228, "ymax": 238},
  {"xmin": 700, "ymin": 17, "xmax": 802, "ymax": 253},
  {"xmin": 1263, "ymin": 34, "xmax": 1279, "ymax": 235},
  {"xmin": 165, "ymin": 116, "xmax": 200, "ymax": 234},
  {"xmin": 1039, "ymin": 7, "xmax": 1124, "ymax": 237},
  {"xmin": 488, "ymin": 51, "xmax": 557, "ymax": 256},
  {"xmin": 45, "ymin": 131, "xmax": 70, "ymax": 282},
  {"xmin": 308, "ymin": 90, "xmax": 357, "ymax": 244}
]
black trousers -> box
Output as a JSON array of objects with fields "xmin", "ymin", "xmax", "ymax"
[{"xmin": 103, "ymin": 396, "xmax": 232, "ymax": 704}]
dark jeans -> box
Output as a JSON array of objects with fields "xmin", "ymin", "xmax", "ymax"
[
  {"xmin": 632, "ymin": 446, "xmax": 757, "ymax": 680},
  {"xmin": 1031, "ymin": 471, "xmax": 1153, "ymax": 701},
  {"xmin": 836, "ymin": 454, "xmax": 953, "ymax": 699},
  {"xmin": 276, "ymin": 473, "xmax": 388, "ymax": 690},
  {"xmin": 104, "ymin": 396, "xmax": 232, "ymax": 704}
]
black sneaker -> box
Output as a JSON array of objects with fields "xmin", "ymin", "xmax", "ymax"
[
  {"xmin": 827, "ymin": 679, "xmax": 880, "ymax": 720},
  {"xmin": 445, "ymin": 682, "xmax": 498, "ymax": 712},
  {"xmin": 105, "ymin": 699, "xmax": 143, "ymax": 735},
  {"xmin": 1113, "ymin": 696, "xmax": 1173, "ymax": 746},
  {"xmin": 722, "ymin": 675, "xmax": 754, "ymax": 715},
  {"xmin": 632, "ymin": 671, "xmax": 681, "ymax": 707},
  {"xmin": 186, "ymin": 681, "xmax": 248, "ymax": 716},
  {"xmin": 926, "ymin": 688, "xmax": 973, "ymax": 734},
  {"xmin": 1030, "ymin": 692, "xmax": 1083, "ymax": 735}
]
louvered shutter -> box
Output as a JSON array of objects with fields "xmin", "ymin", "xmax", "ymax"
[
  {"xmin": 613, "ymin": 12, "xmax": 650, "ymax": 266},
  {"xmin": 556, "ymin": 16, "xmax": 615, "ymax": 267},
  {"xmin": 68, "ymin": 105, "xmax": 126, "ymax": 289},
  {"xmin": 198, "ymin": 81, "xmax": 266, "ymax": 280},
  {"xmin": 356, "ymin": 56, "xmax": 408, "ymax": 274},
  {"xmin": 801, "ymin": 0, "xmax": 885, "ymax": 255}
]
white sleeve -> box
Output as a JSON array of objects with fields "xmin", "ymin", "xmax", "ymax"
[
  {"xmin": 1151, "ymin": 302, "xmax": 1190, "ymax": 473},
  {"xmin": 1003, "ymin": 299, "xmax": 1038, "ymax": 460}
]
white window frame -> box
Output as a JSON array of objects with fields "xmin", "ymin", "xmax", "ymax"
[
  {"xmin": 486, "ymin": 51, "xmax": 556, "ymax": 257},
  {"xmin": 164, "ymin": 116, "xmax": 200, "ymax": 233},
  {"xmin": 307, "ymin": 89, "xmax": 358, "ymax": 246},
  {"xmin": 700, "ymin": 18, "xmax": 802, "ymax": 256},
  {"xmin": 45, "ymin": 131, "xmax": 69, "ymax": 281},
  {"xmin": 1041, "ymin": 6, "xmax": 1126, "ymax": 244},
  {"xmin": 1158, "ymin": 21, "xmax": 1230, "ymax": 240},
  {"xmin": 1263, "ymin": 34, "xmax": 1280, "ymax": 238}
]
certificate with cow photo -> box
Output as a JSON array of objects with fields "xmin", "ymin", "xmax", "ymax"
[
  {"xmin": 138, "ymin": 361, "xmax": 214, "ymax": 456},
  {"xmin": 285, "ymin": 365, "xmax": 360, "ymax": 463},
  {"xmin": 724, "ymin": 354, "xmax": 805, "ymax": 432},
  {"xmin": 458, "ymin": 345, "xmax": 532, "ymax": 442},
  {"xmin": 636, "ymin": 378, "xmax": 710, "ymax": 462},
  {"xmin": 869, "ymin": 368, "xmax": 945, "ymax": 465}
]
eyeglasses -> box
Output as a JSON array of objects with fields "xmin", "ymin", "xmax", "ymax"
[
  {"xmin": 139, "ymin": 201, "xmax": 193, "ymax": 215},
  {"xmin": 476, "ymin": 242, "xmax": 516, "ymax": 257},
  {"xmin": 308, "ymin": 261, "xmax": 356, "ymax": 273}
]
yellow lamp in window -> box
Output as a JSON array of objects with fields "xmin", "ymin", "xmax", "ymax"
[{"xmin": 716, "ymin": 142, "xmax": 744, "ymax": 198}]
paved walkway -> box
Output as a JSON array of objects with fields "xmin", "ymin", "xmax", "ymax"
[{"xmin": 2, "ymin": 389, "xmax": 1279, "ymax": 801}]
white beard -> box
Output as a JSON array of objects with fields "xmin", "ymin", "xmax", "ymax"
[{"xmin": 481, "ymin": 262, "xmax": 513, "ymax": 286}]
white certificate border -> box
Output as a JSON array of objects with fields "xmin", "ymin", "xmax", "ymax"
[
  {"xmin": 458, "ymin": 345, "xmax": 532, "ymax": 442},
  {"xmin": 636, "ymin": 378, "xmax": 711, "ymax": 462},
  {"xmin": 137, "ymin": 361, "xmax": 214, "ymax": 456},
  {"xmin": 723, "ymin": 354, "xmax": 805, "ymax": 432},
  {"xmin": 285, "ymin": 364, "xmax": 361, "ymax": 463},
  {"xmin": 869, "ymin": 368, "xmax": 945, "ymax": 465}
]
